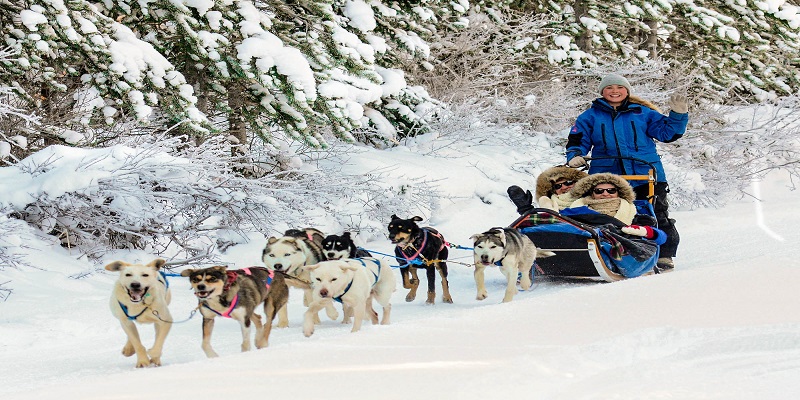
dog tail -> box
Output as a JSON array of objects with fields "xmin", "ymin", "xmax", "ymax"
[
  {"xmin": 537, "ymin": 250, "xmax": 557, "ymax": 258},
  {"xmin": 276, "ymin": 270, "xmax": 312, "ymax": 289}
]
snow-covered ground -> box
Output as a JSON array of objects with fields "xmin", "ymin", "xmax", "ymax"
[{"xmin": 1, "ymin": 131, "xmax": 799, "ymax": 399}]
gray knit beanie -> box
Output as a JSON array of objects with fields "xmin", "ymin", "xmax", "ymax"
[{"xmin": 598, "ymin": 73, "xmax": 632, "ymax": 95}]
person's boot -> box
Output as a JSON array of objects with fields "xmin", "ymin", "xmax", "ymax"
[{"xmin": 656, "ymin": 257, "xmax": 674, "ymax": 272}]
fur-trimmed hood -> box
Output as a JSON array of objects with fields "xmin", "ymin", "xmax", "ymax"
[
  {"xmin": 535, "ymin": 166, "xmax": 589, "ymax": 198},
  {"xmin": 569, "ymin": 173, "xmax": 635, "ymax": 202}
]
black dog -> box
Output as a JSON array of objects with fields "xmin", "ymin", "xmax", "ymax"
[
  {"xmin": 321, "ymin": 232, "xmax": 372, "ymax": 260},
  {"xmin": 387, "ymin": 214, "xmax": 452, "ymax": 304}
]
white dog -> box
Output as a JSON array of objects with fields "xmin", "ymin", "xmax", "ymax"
[
  {"xmin": 470, "ymin": 228, "xmax": 555, "ymax": 302},
  {"xmin": 105, "ymin": 258, "xmax": 172, "ymax": 368},
  {"xmin": 302, "ymin": 258, "xmax": 396, "ymax": 337}
]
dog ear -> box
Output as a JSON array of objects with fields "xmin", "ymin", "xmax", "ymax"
[
  {"xmin": 469, "ymin": 234, "xmax": 480, "ymax": 242},
  {"xmin": 267, "ymin": 237, "xmax": 278, "ymax": 244},
  {"xmin": 342, "ymin": 232, "xmax": 352, "ymax": 239},
  {"xmin": 304, "ymin": 263, "xmax": 320, "ymax": 271},
  {"xmin": 412, "ymin": 216, "xmax": 423, "ymax": 222},
  {"xmin": 147, "ymin": 258, "xmax": 167, "ymax": 270},
  {"xmin": 180, "ymin": 269, "xmax": 195, "ymax": 277},
  {"xmin": 390, "ymin": 214, "xmax": 399, "ymax": 221},
  {"xmin": 210, "ymin": 266, "xmax": 228, "ymax": 273},
  {"xmin": 494, "ymin": 229, "xmax": 507, "ymax": 244},
  {"xmin": 340, "ymin": 263, "xmax": 360, "ymax": 272},
  {"xmin": 104, "ymin": 260, "xmax": 128, "ymax": 272}
]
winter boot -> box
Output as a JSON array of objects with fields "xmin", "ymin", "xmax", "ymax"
[{"xmin": 656, "ymin": 257, "xmax": 674, "ymax": 272}]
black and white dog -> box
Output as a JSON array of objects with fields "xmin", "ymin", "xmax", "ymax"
[
  {"xmin": 321, "ymin": 232, "xmax": 372, "ymax": 260},
  {"xmin": 387, "ymin": 215, "xmax": 452, "ymax": 305}
]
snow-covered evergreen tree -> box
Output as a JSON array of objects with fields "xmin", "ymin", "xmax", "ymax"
[
  {"xmin": 499, "ymin": 0, "xmax": 800, "ymax": 99},
  {"xmin": 0, "ymin": 0, "xmax": 209, "ymax": 154}
]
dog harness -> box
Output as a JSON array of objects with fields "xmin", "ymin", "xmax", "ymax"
[
  {"xmin": 201, "ymin": 267, "xmax": 273, "ymax": 318},
  {"xmin": 332, "ymin": 259, "xmax": 381, "ymax": 303},
  {"xmin": 396, "ymin": 228, "xmax": 446, "ymax": 266},
  {"xmin": 118, "ymin": 301, "xmax": 149, "ymax": 321},
  {"xmin": 240, "ymin": 267, "xmax": 275, "ymax": 289},
  {"xmin": 202, "ymin": 294, "xmax": 239, "ymax": 318}
]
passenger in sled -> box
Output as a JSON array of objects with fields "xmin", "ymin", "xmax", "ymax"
[
  {"xmin": 506, "ymin": 165, "xmax": 587, "ymax": 214},
  {"xmin": 510, "ymin": 171, "xmax": 666, "ymax": 243}
]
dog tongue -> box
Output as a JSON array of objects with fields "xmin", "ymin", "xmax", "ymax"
[{"xmin": 129, "ymin": 291, "xmax": 144, "ymax": 302}]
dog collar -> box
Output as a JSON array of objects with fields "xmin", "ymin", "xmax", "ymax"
[
  {"xmin": 202, "ymin": 293, "xmax": 239, "ymax": 318},
  {"xmin": 118, "ymin": 301, "xmax": 149, "ymax": 321}
]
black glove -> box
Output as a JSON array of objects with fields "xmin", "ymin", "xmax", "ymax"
[
  {"xmin": 632, "ymin": 214, "xmax": 657, "ymax": 227},
  {"xmin": 507, "ymin": 185, "xmax": 534, "ymax": 215}
]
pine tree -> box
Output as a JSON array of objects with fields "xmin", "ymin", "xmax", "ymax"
[{"xmin": 0, "ymin": 0, "xmax": 209, "ymax": 155}]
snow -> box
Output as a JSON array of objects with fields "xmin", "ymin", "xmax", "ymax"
[{"xmin": 2, "ymin": 131, "xmax": 800, "ymax": 399}]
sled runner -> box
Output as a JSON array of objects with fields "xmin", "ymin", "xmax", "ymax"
[{"xmin": 509, "ymin": 157, "xmax": 661, "ymax": 282}]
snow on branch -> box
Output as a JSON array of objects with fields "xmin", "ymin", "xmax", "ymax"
[{"xmin": 0, "ymin": 137, "xmax": 437, "ymax": 261}]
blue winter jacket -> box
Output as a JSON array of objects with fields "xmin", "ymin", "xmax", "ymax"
[{"xmin": 565, "ymin": 98, "xmax": 688, "ymax": 185}]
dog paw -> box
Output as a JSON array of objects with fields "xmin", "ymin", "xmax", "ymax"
[
  {"xmin": 149, "ymin": 357, "xmax": 161, "ymax": 367},
  {"xmin": 426, "ymin": 292, "xmax": 436, "ymax": 304},
  {"xmin": 122, "ymin": 344, "xmax": 135, "ymax": 357},
  {"xmin": 476, "ymin": 291, "xmax": 488, "ymax": 301},
  {"xmin": 135, "ymin": 358, "xmax": 151, "ymax": 368},
  {"xmin": 442, "ymin": 295, "xmax": 453, "ymax": 304},
  {"xmin": 405, "ymin": 293, "xmax": 416, "ymax": 302},
  {"xmin": 326, "ymin": 309, "xmax": 339, "ymax": 321}
]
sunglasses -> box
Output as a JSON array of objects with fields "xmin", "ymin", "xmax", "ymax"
[
  {"xmin": 553, "ymin": 180, "xmax": 575, "ymax": 190},
  {"xmin": 592, "ymin": 187, "xmax": 618, "ymax": 195}
]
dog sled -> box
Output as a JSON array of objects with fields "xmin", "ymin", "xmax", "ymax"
[{"xmin": 509, "ymin": 157, "xmax": 662, "ymax": 282}]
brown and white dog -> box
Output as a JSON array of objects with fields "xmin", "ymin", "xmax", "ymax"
[
  {"xmin": 262, "ymin": 233, "xmax": 338, "ymax": 326},
  {"xmin": 181, "ymin": 266, "xmax": 292, "ymax": 358},
  {"xmin": 470, "ymin": 227, "xmax": 555, "ymax": 302},
  {"xmin": 302, "ymin": 258, "xmax": 395, "ymax": 337},
  {"xmin": 105, "ymin": 258, "xmax": 172, "ymax": 368}
]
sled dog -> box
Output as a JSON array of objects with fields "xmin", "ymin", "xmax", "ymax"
[
  {"xmin": 262, "ymin": 235, "xmax": 338, "ymax": 326},
  {"xmin": 105, "ymin": 258, "xmax": 172, "ymax": 368},
  {"xmin": 284, "ymin": 227, "xmax": 326, "ymax": 247},
  {"xmin": 302, "ymin": 258, "xmax": 395, "ymax": 337},
  {"xmin": 321, "ymin": 232, "xmax": 372, "ymax": 260},
  {"xmin": 388, "ymin": 214, "xmax": 452, "ymax": 304},
  {"xmin": 181, "ymin": 266, "xmax": 293, "ymax": 358},
  {"xmin": 470, "ymin": 227, "xmax": 556, "ymax": 302}
]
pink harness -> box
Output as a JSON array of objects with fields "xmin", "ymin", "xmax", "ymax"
[
  {"xmin": 397, "ymin": 229, "xmax": 447, "ymax": 265},
  {"xmin": 203, "ymin": 268, "xmax": 273, "ymax": 319}
]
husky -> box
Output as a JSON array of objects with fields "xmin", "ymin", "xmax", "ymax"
[
  {"xmin": 470, "ymin": 227, "xmax": 556, "ymax": 302},
  {"xmin": 321, "ymin": 232, "xmax": 372, "ymax": 260},
  {"xmin": 105, "ymin": 258, "xmax": 172, "ymax": 368},
  {"xmin": 284, "ymin": 228, "xmax": 325, "ymax": 247},
  {"xmin": 388, "ymin": 214, "xmax": 452, "ymax": 304},
  {"xmin": 181, "ymin": 266, "xmax": 294, "ymax": 358},
  {"xmin": 302, "ymin": 258, "xmax": 396, "ymax": 337},
  {"xmin": 262, "ymin": 235, "xmax": 338, "ymax": 326}
]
